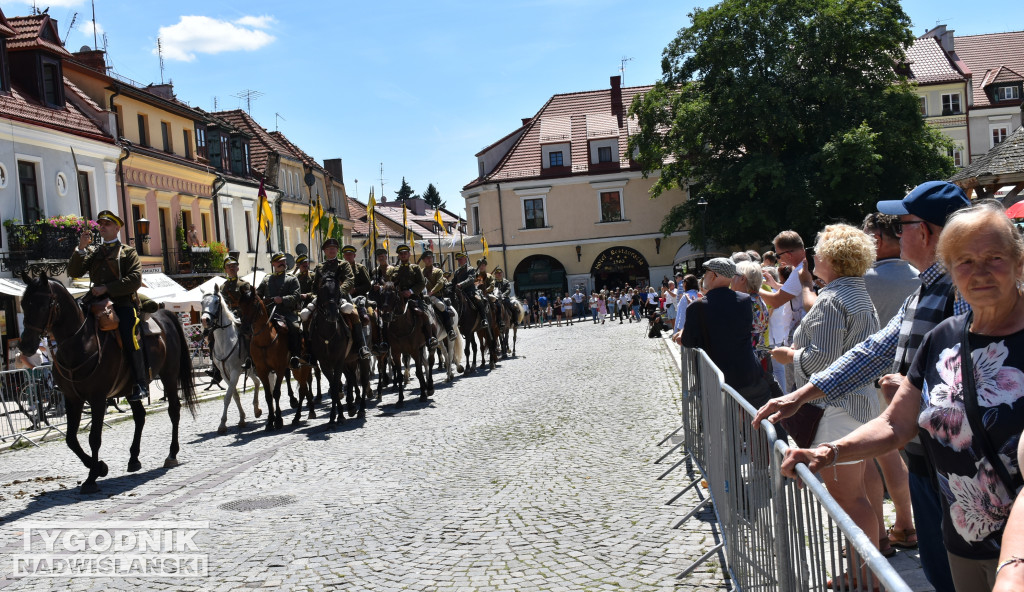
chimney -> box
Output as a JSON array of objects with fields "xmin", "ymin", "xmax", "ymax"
[
  {"xmin": 939, "ymin": 28, "xmax": 956, "ymax": 53},
  {"xmin": 521, "ymin": 117, "xmax": 532, "ymax": 127},
  {"xmin": 610, "ymin": 75, "xmax": 623, "ymax": 119},
  {"xmin": 323, "ymin": 158, "xmax": 344, "ymax": 182},
  {"xmin": 73, "ymin": 49, "xmax": 107, "ymax": 73},
  {"xmin": 145, "ymin": 83, "xmax": 176, "ymax": 100}
]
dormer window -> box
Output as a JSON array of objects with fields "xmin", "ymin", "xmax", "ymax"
[
  {"xmin": 997, "ymin": 86, "xmax": 1020, "ymax": 102},
  {"xmin": 229, "ymin": 136, "xmax": 250, "ymax": 176},
  {"xmin": 40, "ymin": 57, "xmax": 62, "ymax": 107}
]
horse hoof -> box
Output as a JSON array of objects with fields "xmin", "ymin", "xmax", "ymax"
[
  {"xmin": 265, "ymin": 421, "xmax": 275, "ymax": 432},
  {"xmin": 217, "ymin": 425, "xmax": 228, "ymax": 435},
  {"xmin": 275, "ymin": 418, "xmax": 284, "ymax": 429},
  {"xmin": 163, "ymin": 458, "xmax": 180, "ymax": 468},
  {"xmin": 96, "ymin": 461, "xmax": 109, "ymax": 478},
  {"xmin": 127, "ymin": 459, "xmax": 142, "ymax": 473},
  {"xmin": 238, "ymin": 420, "xmax": 247, "ymax": 428},
  {"xmin": 288, "ymin": 398, "xmax": 298, "ymax": 410},
  {"xmin": 308, "ymin": 411, "xmax": 316, "ymax": 419},
  {"xmin": 255, "ymin": 409, "xmax": 263, "ymax": 418},
  {"xmin": 81, "ymin": 481, "xmax": 99, "ymax": 494}
]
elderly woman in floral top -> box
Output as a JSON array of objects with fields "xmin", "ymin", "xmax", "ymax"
[
  {"xmin": 780, "ymin": 203, "xmax": 1024, "ymax": 591},
  {"xmin": 731, "ymin": 261, "xmax": 771, "ymax": 362}
]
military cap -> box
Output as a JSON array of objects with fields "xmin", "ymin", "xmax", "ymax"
[
  {"xmin": 455, "ymin": 252, "xmax": 467, "ymax": 260},
  {"xmin": 493, "ymin": 266, "xmax": 503, "ymax": 273},
  {"xmin": 419, "ymin": 249, "xmax": 434, "ymax": 261},
  {"xmin": 396, "ymin": 244, "xmax": 411, "ymax": 254},
  {"xmin": 341, "ymin": 245, "xmax": 357, "ymax": 254},
  {"xmin": 295, "ymin": 254, "xmax": 309, "ymax": 264},
  {"xmin": 374, "ymin": 247, "xmax": 389, "ymax": 256},
  {"xmin": 96, "ymin": 210, "xmax": 124, "ymax": 227},
  {"xmin": 443, "ymin": 271, "xmax": 452, "ymax": 278},
  {"xmin": 476, "ymin": 257, "xmax": 488, "ymax": 266},
  {"xmin": 322, "ymin": 238, "xmax": 340, "ymax": 250},
  {"xmin": 270, "ymin": 252, "xmax": 287, "ymax": 263},
  {"xmin": 223, "ymin": 255, "xmax": 238, "ymax": 266}
]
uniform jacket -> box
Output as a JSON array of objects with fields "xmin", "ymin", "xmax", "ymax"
[
  {"xmin": 350, "ymin": 262, "xmax": 372, "ymax": 296},
  {"xmin": 294, "ymin": 270, "xmax": 314, "ymax": 296},
  {"xmin": 494, "ymin": 278, "xmax": 512, "ymax": 298},
  {"xmin": 257, "ymin": 272, "xmax": 302, "ymax": 320},
  {"xmin": 424, "ymin": 266, "xmax": 445, "ymax": 296},
  {"xmin": 221, "ymin": 276, "xmax": 251, "ymax": 311},
  {"xmin": 311, "ymin": 258, "xmax": 355, "ymax": 295},
  {"xmin": 454, "ymin": 263, "xmax": 475, "ymax": 290},
  {"xmin": 67, "ymin": 241, "xmax": 142, "ymax": 307},
  {"xmin": 387, "ymin": 262, "xmax": 425, "ymax": 295}
]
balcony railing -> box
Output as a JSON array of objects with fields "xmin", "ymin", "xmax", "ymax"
[
  {"xmin": 3, "ymin": 224, "xmax": 100, "ymax": 275},
  {"xmin": 169, "ymin": 247, "xmax": 217, "ymax": 274}
]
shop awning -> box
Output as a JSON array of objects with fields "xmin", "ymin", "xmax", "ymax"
[
  {"xmin": 139, "ymin": 272, "xmax": 188, "ymax": 302},
  {"xmin": 0, "ymin": 278, "xmax": 26, "ymax": 297}
]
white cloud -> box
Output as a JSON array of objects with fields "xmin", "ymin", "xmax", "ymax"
[
  {"xmin": 156, "ymin": 15, "xmax": 276, "ymax": 62},
  {"xmin": 78, "ymin": 21, "xmax": 104, "ymax": 37}
]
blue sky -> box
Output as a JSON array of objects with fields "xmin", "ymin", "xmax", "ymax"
[{"xmin": 6, "ymin": 0, "xmax": 1019, "ymax": 219}]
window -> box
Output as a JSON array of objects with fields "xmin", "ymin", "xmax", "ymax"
[
  {"xmin": 919, "ymin": 96, "xmax": 927, "ymax": 116},
  {"xmin": 597, "ymin": 146, "xmax": 612, "ymax": 163},
  {"xmin": 183, "ymin": 130, "xmax": 193, "ymax": 159},
  {"xmin": 137, "ymin": 114, "xmax": 149, "ymax": 146},
  {"xmin": 77, "ymin": 171, "xmax": 93, "ymax": 220},
  {"xmin": 221, "ymin": 208, "xmax": 232, "ymax": 250},
  {"xmin": 244, "ymin": 210, "xmax": 254, "ymax": 252},
  {"xmin": 478, "ymin": 160, "xmax": 485, "ymax": 178},
  {"xmin": 549, "ymin": 151, "xmax": 563, "ymax": 167},
  {"xmin": 194, "ymin": 125, "xmax": 207, "ymax": 159},
  {"xmin": 229, "ymin": 137, "xmax": 248, "ymax": 176},
  {"xmin": 471, "ymin": 206, "xmax": 480, "ymax": 235},
  {"xmin": 17, "ymin": 161, "xmax": 42, "ymax": 223},
  {"xmin": 41, "ymin": 60, "xmax": 61, "ymax": 107},
  {"xmin": 997, "ymin": 86, "xmax": 1020, "ymax": 101},
  {"xmin": 600, "ymin": 191, "xmax": 623, "ymax": 222},
  {"xmin": 524, "ymin": 198, "xmax": 545, "ymax": 229},
  {"xmin": 161, "ymin": 122, "xmax": 172, "ymax": 152},
  {"xmin": 992, "ymin": 125, "xmax": 1010, "ymax": 147},
  {"xmin": 947, "ymin": 147, "xmax": 963, "ymax": 167},
  {"xmin": 941, "ymin": 93, "xmax": 961, "ymax": 115},
  {"xmin": 207, "ymin": 133, "xmax": 222, "ymax": 171},
  {"xmin": 201, "ymin": 214, "xmax": 209, "ymax": 244}
]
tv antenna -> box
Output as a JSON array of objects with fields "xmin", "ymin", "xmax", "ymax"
[
  {"xmin": 619, "ymin": 56, "xmax": 633, "ymax": 86},
  {"xmin": 62, "ymin": 13, "xmax": 77, "ymax": 45},
  {"xmin": 232, "ymin": 89, "xmax": 264, "ymax": 114},
  {"xmin": 157, "ymin": 38, "xmax": 165, "ymax": 84},
  {"xmin": 379, "ymin": 163, "xmax": 387, "ymax": 202},
  {"xmin": 275, "ymin": 112, "xmax": 286, "ymax": 131},
  {"xmin": 91, "ymin": 0, "xmax": 98, "ymax": 49}
]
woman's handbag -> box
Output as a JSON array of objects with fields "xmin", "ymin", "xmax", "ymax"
[{"xmin": 780, "ymin": 403, "xmax": 825, "ymax": 449}]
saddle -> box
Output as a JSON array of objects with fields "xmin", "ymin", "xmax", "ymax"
[
  {"xmin": 141, "ymin": 317, "xmax": 163, "ymax": 336},
  {"xmin": 271, "ymin": 314, "xmax": 290, "ymax": 335}
]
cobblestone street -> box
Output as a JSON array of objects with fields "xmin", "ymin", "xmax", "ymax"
[{"xmin": 0, "ymin": 320, "xmax": 728, "ymax": 591}]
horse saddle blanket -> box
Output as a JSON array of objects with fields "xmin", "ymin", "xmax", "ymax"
[
  {"xmin": 90, "ymin": 299, "xmax": 119, "ymax": 331},
  {"xmin": 141, "ymin": 317, "xmax": 162, "ymax": 337}
]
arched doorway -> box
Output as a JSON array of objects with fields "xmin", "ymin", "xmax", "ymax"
[
  {"xmin": 512, "ymin": 255, "xmax": 568, "ymax": 303},
  {"xmin": 590, "ymin": 246, "xmax": 649, "ymax": 290}
]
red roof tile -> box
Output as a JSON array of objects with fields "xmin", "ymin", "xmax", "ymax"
[
  {"xmin": 465, "ymin": 82, "xmax": 652, "ymax": 189},
  {"xmin": 7, "ymin": 15, "xmax": 70, "ymax": 57},
  {"xmin": 953, "ymin": 31, "xmax": 1024, "ymax": 109},
  {"xmin": 269, "ymin": 131, "xmax": 326, "ymax": 175},
  {"xmin": 0, "ymin": 9, "xmax": 16, "ymax": 38},
  {"xmin": 0, "ymin": 78, "xmax": 109, "ymax": 140},
  {"xmin": 213, "ymin": 109, "xmax": 294, "ymax": 178},
  {"xmin": 907, "ymin": 37, "xmax": 966, "ymax": 85},
  {"xmin": 346, "ymin": 197, "xmax": 409, "ymax": 238}
]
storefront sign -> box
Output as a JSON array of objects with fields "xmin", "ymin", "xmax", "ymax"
[{"xmin": 591, "ymin": 247, "xmax": 647, "ymax": 273}]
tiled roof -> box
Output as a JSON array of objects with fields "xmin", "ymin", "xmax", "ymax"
[
  {"xmin": 0, "ymin": 78, "xmax": 109, "ymax": 140},
  {"xmin": 346, "ymin": 196, "xmax": 408, "ymax": 238},
  {"xmin": 953, "ymin": 31, "xmax": 1024, "ymax": 109},
  {"xmin": 268, "ymin": 131, "xmax": 326, "ymax": 175},
  {"xmin": 374, "ymin": 201, "xmax": 462, "ymax": 241},
  {"xmin": 990, "ymin": 65, "xmax": 1024, "ymax": 85},
  {"xmin": 7, "ymin": 15, "xmax": 70, "ymax": 57},
  {"xmin": 906, "ymin": 37, "xmax": 966, "ymax": 85},
  {"xmin": 950, "ymin": 125, "xmax": 1024, "ymax": 182},
  {"xmin": 465, "ymin": 82, "xmax": 653, "ymax": 189},
  {"xmin": 213, "ymin": 109, "xmax": 294, "ymax": 178},
  {"xmin": 0, "ymin": 9, "xmax": 16, "ymax": 38}
]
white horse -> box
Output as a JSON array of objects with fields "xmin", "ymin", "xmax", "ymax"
[
  {"xmin": 426, "ymin": 297, "xmax": 464, "ymax": 382},
  {"xmin": 200, "ymin": 289, "xmax": 263, "ymax": 434}
]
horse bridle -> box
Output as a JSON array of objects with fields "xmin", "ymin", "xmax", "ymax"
[
  {"xmin": 23, "ymin": 283, "xmax": 60, "ymax": 339},
  {"xmin": 202, "ymin": 294, "xmax": 231, "ymax": 331}
]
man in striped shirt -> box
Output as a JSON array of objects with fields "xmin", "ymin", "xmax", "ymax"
[{"xmin": 753, "ymin": 181, "xmax": 970, "ymax": 592}]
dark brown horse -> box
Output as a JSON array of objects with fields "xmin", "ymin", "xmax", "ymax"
[
  {"xmin": 309, "ymin": 274, "xmax": 369, "ymax": 423},
  {"xmin": 234, "ymin": 284, "xmax": 297, "ymax": 430},
  {"xmin": 377, "ymin": 282, "xmax": 433, "ymax": 406},
  {"xmin": 18, "ymin": 273, "xmax": 196, "ymax": 494},
  {"xmin": 445, "ymin": 282, "xmax": 497, "ymax": 372}
]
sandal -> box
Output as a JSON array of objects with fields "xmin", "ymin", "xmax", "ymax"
[
  {"xmin": 827, "ymin": 572, "xmax": 880, "ymax": 592},
  {"xmin": 887, "ymin": 526, "xmax": 918, "ymax": 549},
  {"xmin": 878, "ymin": 537, "xmax": 896, "ymax": 558}
]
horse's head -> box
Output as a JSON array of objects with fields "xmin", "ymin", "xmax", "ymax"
[
  {"xmin": 200, "ymin": 290, "xmax": 223, "ymax": 331},
  {"xmin": 235, "ymin": 283, "xmax": 263, "ymax": 326},
  {"xmin": 378, "ymin": 281, "xmax": 402, "ymax": 322},
  {"xmin": 315, "ymin": 274, "xmax": 342, "ymax": 323},
  {"xmin": 18, "ymin": 271, "xmax": 55, "ymax": 351}
]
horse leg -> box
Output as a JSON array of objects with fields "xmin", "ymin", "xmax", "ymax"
[
  {"xmin": 357, "ymin": 359, "xmax": 370, "ymax": 419},
  {"xmin": 164, "ymin": 378, "xmax": 182, "ymax": 468},
  {"xmin": 219, "ymin": 370, "xmax": 234, "ymax": 434},
  {"xmin": 263, "ymin": 373, "xmax": 276, "ymax": 431},
  {"xmin": 273, "ymin": 374, "xmax": 284, "ymax": 430},
  {"xmin": 81, "ymin": 400, "xmax": 109, "ymax": 494},
  {"xmin": 393, "ymin": 353, "xmax": 405, "ymax": 407},
  {"xmin": 286, "ymin": 369, "xmax": 298, "ymax": 410},
  {"xmin": 307, "ymin": 371, "xmax": 317, "ymax": 420},
  {"xmin": 314, "ymin": 365, "xmax": 323, "ymax": 405},
  {"xmin": 64, "ymin": 400, "xmax": 94, "ymax": 487},
  {"xmin": 231, "ymin": 370, "xmax": 247, "ymax": 428},
  {"xmin": 127, "ymin": 399, "xmax": 146, "ymax": 472}
]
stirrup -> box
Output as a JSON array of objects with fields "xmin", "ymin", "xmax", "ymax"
[
  {"xmin": 126, "ymin": 384, "xmax": 147, "ymax": 402},
  {"xmin": 427, "ymin": 337, "xmax": 438, "ymax": 348},
  {"xmin": 289, "ymin": 356, "xmax": 302, "ymax": 369},
  {"xmin": 374, "ymin": 343, "xmax": 389, "ymax": 354},
  {"xmin": 359, "ymin": 346, "xmax": 372, "ymax": 360},
  {"xmin": 241, "ymin": 358, "xmax": 252, "ymax": 370}
]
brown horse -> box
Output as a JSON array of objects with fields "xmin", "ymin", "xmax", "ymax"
[
  {"xmin": 309, "ymin": 274, "xmax": 369, "ymax": 423},
  {"xmin": 234, "ymin": 284, "xmax": 299, "ymax": 430},
  {"xmin": 18, "ymin": 273, "xmax": 196, "ymax": 494},
  {"xmin": 445, "ymin": 282, "xmax": 497, "ymax": 372},
  {"xmin": 377, "ymin": 282, "xmax": 433, "ymax": 406}
]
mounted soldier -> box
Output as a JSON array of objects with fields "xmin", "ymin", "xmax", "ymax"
[
  {"xmin": 343, "ymin": 244, "xmax": 372, "ymax": 298},
  {"xmin": 492, "ymin": 267, "xmax": 516, "ymax": 329},
  {"xmin": 68, "ymin": 210, "xmax": 148, "ymax": 401},
  {"xmin": 205, "ymin": 255, "xmax": 252, "ymax": 380},
  {"xmin": 370, "ymin": 247, "xmax": 392, "ymax": 354},
  {"xmin": 420, "ymin": 249, "xmax": 455, "ymax": 336},
  {"xmin": 293, "ymin": 253, "xmax": 314, "ymax": 304},
  {"xmin": 387, "ymin": 244, "xmax": 438, "ymax": 348},
  {"xmin": 454, "ymin": 252, "xmax": 490, "ymax": 329},
  {"xmin": 257, "ymin": 252, "xmax": 304, "ymax": 369},
  {"xmin": 311, "ymin": 238, "xmax": 371, "ymax": 359}
]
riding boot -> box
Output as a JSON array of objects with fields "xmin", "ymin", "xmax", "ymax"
[
  {"xmin": 127, "ymin": 345, "xmax": 149, "ymax": 402},
  {"xmin": 441, "ymin": 307, "xmax": 455, "ymax": 335},
  {"xmin": 240, "ymin": 334, "xmax": 252, "ymax": 369},
  {"xmin": 475, "ymin": 298, "xmax": 490, "ymax": 329},
  {"xmin": 351, "ymin": 318, "xmax": 372, "ymax": 359},
  {"xmin": 204, "ymin": 330, "xmax": 219, "ymax": 379},
  {"xmin": 288, "ymin": 324, "xmax": 303, "ymax": 369}
]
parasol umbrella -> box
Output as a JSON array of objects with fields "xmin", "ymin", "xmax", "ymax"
[{"xmin": 1005, "ymin": 200, "xmax": 1024, "ymax": 219}]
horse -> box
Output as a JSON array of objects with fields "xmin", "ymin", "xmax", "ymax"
[
  {"xmin": 425, "ymin": 298, "xmax": 464, "ymax": 382},
  {"xmin": 494, "ymin": 297, "xmax": 523, "ymax": 358},
  {"xmin": 234, "ymin": 284, "xmax": 294, "ymax": 430},
  {"xmin": 445, "ymin": 282, "xmax": 497, "ymax": 372},
  {"xmin": 377, "ymin": 282, "xmax": 433, "ymax": 406},
  {"xmin": 309, "ymin": 275, "xmax": 370, "ymax": 423},
  {"xmin": 18, "ymin": 273, "xmax": 197, "ymax": 494},
  {"xmin": 200, "ymin": 289, "xmax": 266, "ymax": 434}
]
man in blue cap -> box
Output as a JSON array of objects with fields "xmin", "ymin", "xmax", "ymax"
[{"xmin": 754, "ymin": 180, "xmax": 971, "ymax": 592}]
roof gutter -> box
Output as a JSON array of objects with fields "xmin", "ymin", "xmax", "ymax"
[
  {"xmin": 211, "ymin": 174, "xmax": 226, "ymax": 242},
  {"xmin": 496, "ymin": 182, "xmax": 509, "ymax": 273}
]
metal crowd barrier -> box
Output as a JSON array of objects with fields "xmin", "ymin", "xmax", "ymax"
[
  {"xmin": 184, "ymin": 323, "xmax": 211, "ymax": 371},
  {"xmin": 663, "ymin": 347, "xmax": 911, "ymax": 592},
  {"xmin": 0, "ymin": 366, "xmax": 65, "ymax": 447}
]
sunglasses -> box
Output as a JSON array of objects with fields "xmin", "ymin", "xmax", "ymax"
[
  {"xmin": 776, "ymin": 248, "xmax": 798, "ymax": 257},
  {"xmin": 894, "ymin": 220, "xmax": 926, "ymax": 236}
]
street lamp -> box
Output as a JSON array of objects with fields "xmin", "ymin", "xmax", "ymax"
[{"xmin": 696, "ymin": 197, "xmax": 708, "ymax": 261}]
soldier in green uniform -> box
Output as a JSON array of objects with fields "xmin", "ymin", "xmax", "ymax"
[
  {"xmin": 387, "ymin": 244, "xmax": 437, "ymax": 348},
  {"xmin": 371, "ymin": 247, "xmax": 391, "ymax": 285},
  {"xmin": 68, "ymin": 210, "xmax": 148, "ymax": 401},
  {"xmin": 309, "ymin": 238, "xmax": 370, "ymax": 359},
  {"xmin": 492, "ymin": 266, "xmax": 516, "ymax": 328},
  {"xmin": 420, "ymin": 249, "xmax": 455, "ymax": 335},
  {"xmin": 257, "ymin": 252, "xmax": 304, "ymax": 368},
  {"xmin": 453, "ymin": 251, "xmax": 490, "ymax": 329},
  {"xmin": 206, "ymin": 255, "xmax": 253, "ymax": 380},
  {"xmin": 343, "ymin": 245, "xmax": 372, "ymax": 298},
  {"xmin": 293, "ymin": 253, "xmax": 314, "ymax": 304}
]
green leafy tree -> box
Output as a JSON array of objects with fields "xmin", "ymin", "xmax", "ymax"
[
  {"xmin": 421, "ymin": 183, "xmax": 445, "ymax": 209},
  {"xmin": 629, "ymin": 0, "xmax": 956, "ymax": 249},
  {"xmin": 394, "ymin": 177, "xmax": 416, "ymax": 202}
]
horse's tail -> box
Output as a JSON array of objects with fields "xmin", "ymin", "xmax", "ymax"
[{"xmin": 170, "ymin": 312, "xmax": 199, "ymax": 419}]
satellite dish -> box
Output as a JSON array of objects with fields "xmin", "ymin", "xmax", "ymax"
[
  {"xmin": 284, "ymin": 253, "xmax": 295, "ymax": 270},
  {"xmin": 80, "ymin": 45, "xmax": 91, "ymax": 52},
  {"xmin": 304, "ymin": 173, "xmax": 315, "ymax": 187},
  {"xmin": 295, "ymin": 243, "xmax": 308, "ymax": 256}
]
